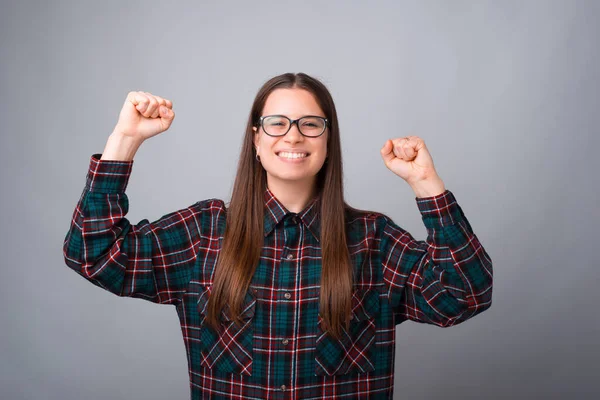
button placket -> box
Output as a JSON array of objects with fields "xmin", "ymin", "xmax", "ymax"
[{"xmin": 276, "ymin": 216, "xmax": 299, "ymax": 393}]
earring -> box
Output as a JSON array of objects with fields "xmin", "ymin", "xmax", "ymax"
[{"xmin": 255, "ymin": 147, "xmax": 261, "ymax": 162}]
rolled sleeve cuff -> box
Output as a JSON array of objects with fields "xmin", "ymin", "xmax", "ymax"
[
  {"xmin": 416, "ymin": 189, "xmax": 465, "ymax": 229},
  {"xmin": 85, "ymin": 153, "xmax": 134, "ymax": 193}
]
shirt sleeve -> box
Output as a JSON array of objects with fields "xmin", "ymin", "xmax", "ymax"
[
  {"xmin": 62, "ymin": 153, "xmax": 213, "ymax": 305},
  {"xmin": 379, "ymin": 189, "xmax": 493, "ymax": 327}
]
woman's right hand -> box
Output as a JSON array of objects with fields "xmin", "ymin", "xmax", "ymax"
[{"xmin": 113, "ymin": 91, "xmax": 175, "ymax": 142}]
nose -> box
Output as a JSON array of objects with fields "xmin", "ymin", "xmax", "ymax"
[{"xmin": 284, "ymin": 121, "xmax": 304, "ymax": 143}]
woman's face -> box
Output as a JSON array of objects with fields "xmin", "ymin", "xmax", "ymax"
[{"xmin": 254, "ymin": 88, "xmax": 328, "ymax": 189}]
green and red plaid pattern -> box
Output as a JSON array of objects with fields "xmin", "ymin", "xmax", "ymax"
[{"xmin": 63, "ymin": 153, "xmax": 493, "ymax": 399}]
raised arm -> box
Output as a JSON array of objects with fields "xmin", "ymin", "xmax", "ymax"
[
  {"xmin": 62, "ymin": 154, "xmax": 219, "ymax": 304},
  {"xmin": 379, "ymin": 136, "xmax": 493, "ymax": 326},
  {"xmin": 63, "ymin": 91, "xmax": 213, "ymax": 304},
  {"xmin": 379, "ymin": 190, "xmax": 493, "ymax": 326}
]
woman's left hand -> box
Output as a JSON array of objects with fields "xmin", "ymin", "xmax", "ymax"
[{"xmin": 380, "ymin": 136, "xmax": 446, "ymax": 197}]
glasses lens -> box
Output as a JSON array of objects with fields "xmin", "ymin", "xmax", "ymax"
[
  {"xmin": 299, "ymin": 117, "xmax": 326, "ymax": 137},
  {"xmin": 263, "ymin": 116, "xmax": 290, "ymax": 136}
]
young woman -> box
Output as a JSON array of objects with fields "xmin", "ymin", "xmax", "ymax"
[{"xmin": 64, "ymin": 72, "xmax": 493, "ymax": 399}]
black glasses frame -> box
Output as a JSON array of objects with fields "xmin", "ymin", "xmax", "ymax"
[{"xmin": 258, "ymin": 115, "xmax": 328, "ymax": 137}]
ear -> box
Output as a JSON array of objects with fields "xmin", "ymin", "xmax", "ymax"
[{"xmin": 253, "ymin": 126, "xmax": 259, "ymax": 148}]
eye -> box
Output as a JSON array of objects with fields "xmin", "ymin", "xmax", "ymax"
[
  {"xmin": 301, "ymin": 117, "xmax": 325, "ymax": 129},
  {"xmin": 264, "ymin": 117, "xmax": 288, "ymax": 127}
]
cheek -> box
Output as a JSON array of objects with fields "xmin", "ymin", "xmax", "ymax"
[
  {"xmin": 256, "ymin": 134, "xmax": 275, "ymax": 152},
  {"xmin": 311, "ymin": 143, "xmax": 328, "ymax": 169},
  {"xmin": 317, "ymin": 139, "xmax": 328, "ymax": 158},
  {"xmin": 253, "ymin": 134, "xmax": 260, "ymax": 150}
]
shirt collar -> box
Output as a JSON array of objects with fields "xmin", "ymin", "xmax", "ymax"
[{"xmin": 263, "ymin": 188, "xmax": 321, "ymax": 241}]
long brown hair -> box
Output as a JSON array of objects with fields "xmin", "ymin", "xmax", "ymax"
[{"xmin": 206, "ymin": 72, "xmax": 353, "ymax": 339}]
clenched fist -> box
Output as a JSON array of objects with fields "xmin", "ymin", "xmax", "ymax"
[
  {"xmin": 113, "ymin": 91, "xmax": 175, "ymax": 142},
  {"xmin": 380, "ymin": 136, "xmax": 446, "ymax": 197}
]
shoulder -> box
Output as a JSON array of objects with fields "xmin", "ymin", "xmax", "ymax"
[
  {"xmin": 153, "ymin": 198, "xmax": 227, "ymax": 230},
  {"xmin": 343, "ymin": 204, "xmax": 413, "ymax": 239},
  {"xmin": 193, "ymin": 198, "xmax": 227, "ymax": 213},
  {"xmin": 344, "ymin": 205, "xmax": 420, "ymax": 252},
  {"xmin": 192, "ymin": 198, "xmax": 228, "ymax": 226}
]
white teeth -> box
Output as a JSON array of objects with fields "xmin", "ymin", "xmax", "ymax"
[{"xmin": 278, "ymin": 152, "xmax": 307, "ymax": 159}]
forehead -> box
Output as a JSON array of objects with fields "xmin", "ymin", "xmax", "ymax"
[{"xmin": 262, "ymin": 88, "xmax": 324, "ymax": 118}]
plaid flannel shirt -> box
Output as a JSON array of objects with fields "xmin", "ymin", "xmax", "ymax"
[{"xmin": 63, "ymin": 153, "xmax": 493, "ymax": 399}]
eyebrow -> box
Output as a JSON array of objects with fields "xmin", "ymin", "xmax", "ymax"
[{"xmin": 263, "ymin": 114, "xmax": 326, "ymax": 118}]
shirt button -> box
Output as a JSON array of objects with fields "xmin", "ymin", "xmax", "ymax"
[
  {"xmin": 280, "ymin": 385, "xmax": 287, "ymax": 391},
  {"xmin": 284, "ymin": 292, "xmax": 291, "ymax": 299},
  {"xmin": 286, "ymin": 254, "xmax": 294, "ymax": 260},
  {"xmin": 281, "ymin": 338, "xmax": 289, "ymax": 345}
]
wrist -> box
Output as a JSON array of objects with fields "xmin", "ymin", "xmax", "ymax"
[
  {"xmin": 101, "ymin": 131, "xmax": 143, "ymax": 161},
  {"xmin": 410, "ymin": 176, "xmax": 446, "ymax": 198}
]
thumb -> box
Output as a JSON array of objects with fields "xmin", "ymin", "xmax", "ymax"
[
  {"xmin": 380, "ymin": 139, "xmax": 395, "ymax": 165},
  {"xmin": 158, "ymin": 105, "xmax": 175, "ymax": 130},
  {"xmin": 159, "ymin": 105, "xmax": 174, "ymax": 121}
]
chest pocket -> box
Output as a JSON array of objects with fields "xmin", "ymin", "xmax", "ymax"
[
  {"xmin": 197, "ymin": 285, "xmax": 256, "ymax": 375},
  {"xmin": 315, "ymin": 289, "xmax": 380, "ymax": 376}
]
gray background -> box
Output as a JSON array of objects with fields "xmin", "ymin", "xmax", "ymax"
[{"xmin": 1, "ymin": 0, "xmax": 598, "ymax": 399}]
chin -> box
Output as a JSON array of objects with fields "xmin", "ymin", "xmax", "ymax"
[
  {"xmin": 274, "ymin": 173, "xmax": 314, "ymax": 182},
  {"xmin": 263, "ymin": 159, "xmax": 325, "ymax": 184},
  {"xmin": 267, "ymin": 170, "xmax": 319, "ymax": 184}
]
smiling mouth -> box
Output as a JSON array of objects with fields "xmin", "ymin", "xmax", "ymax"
[{"xmin": 276, "ymin": 151, "xmax": 309, "ymax": 159}]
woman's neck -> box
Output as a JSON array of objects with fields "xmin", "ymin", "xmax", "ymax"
[{"xmin": 266, "ymin": 177, "xmax": 317, "ymax": 213}]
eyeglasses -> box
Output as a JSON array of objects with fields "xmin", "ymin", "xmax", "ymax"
[{"xmin": 258, "ymin": 115, "xmax": 328, "ymax": 137}]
